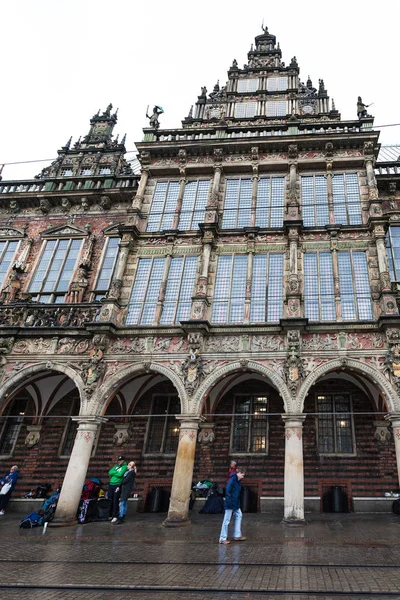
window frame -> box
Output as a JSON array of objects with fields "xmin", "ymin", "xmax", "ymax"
[
  {"xmin": 28, "ymin": 237, "xmax": 83, "ymax": 303},
  {"xmin": 0, "ymin": 397, "xmax": 28, "ymax": 458},
  {"xmin": 230, "ymin": 394, "xmax": 269, "ymax": 455},
  {"xmin": 125, "ymin": 257, "xmax": 165, "ymax": 325},
  {"xmin": 237, "ymin": 78, "xmax": 259, "ymax": 93},
  {"xmin": 386, "ymin": 226, "xmax": 400, "ymax": 282},
  {"xmin": 315, "ymin": 392, "xmax": 356, "ymax": 456},
  {"xmin": 266, "ymin": 76, "xmax": 288, "ymax": 92},
  {"xmin": 303, "ymin": 252, "xmax": 336, "ymax": 322},
  {"xmin": 266, "ymin": 101, "xmax": 287, "ymax": 117},
  {"xmin": 234, "ymin": 102, "xmax": 257, "ymax": 119},
  {"xmin": 92, "ymin": 236, "xmax": 120, "ymax": 301},
  {"xmin": 159, "ymin": 255, "xmax": 198, "ymax": 324},
  {"xmin": 0, "ymin": 239, "xmax": 20, "ymax": 290},
  {"xmin": 143, "ymin": 394, "xmax": 180, "ymax": 455}
]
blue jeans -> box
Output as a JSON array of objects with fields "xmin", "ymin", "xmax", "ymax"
[
  {"xmin": 119, "ymin": 499, "xmax": 128, "ymax": 519},
  {"xmin": 219, "ymin": 508, "xmax": 242, "ymax": 542}
]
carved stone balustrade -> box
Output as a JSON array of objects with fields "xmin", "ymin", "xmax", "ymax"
[{"xmin": 0, "ymin": 302, "xmax": 101, "ymax": 328}]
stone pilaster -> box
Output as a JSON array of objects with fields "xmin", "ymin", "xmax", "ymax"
[
  {"xmin": 282, "ymin": 414, "xmax": 306, "ymax": 525},
  {"xmin": 385, "ymin": 414, "xmax": 400, "ymax": 489},
  {"xmin": 373, "ymin": 224, "xmax": 398, "ymax": 316},
  {"xmin": 163, "ymin": 416, "xmax": 203, "ymax": 527},
  {"xmin": 52, "ymin": 416, "xmax": 107, "ymax": 526}
]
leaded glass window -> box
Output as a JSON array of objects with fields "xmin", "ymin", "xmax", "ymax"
[
  {"xmin": 255, "ymin": 177, "xmax": 285, "ymax": 227},
  {"xmin": 212, "ymin": 255, "xmax": 247, "ymax": 323},
  {"xmin": 237, "ymin": 78, "xmax": 258, "ymax": 93},
  {"xmin": 266, "ymin": 101, "xmax": 287, "ymax": 116},
  {"xmin": 146, "ymin": 395, "xmax": 180, "ymax": 453},
  {"xmin": 146, "ymin": 181, "xmax": 180, "ymax": 232},
  {"xmin": 126, "ymin": 258, "xmax": 165, "ymax": 325},
  {"xmin": 267, "ymin": 77, "xmax": 288, "ymax": 91},
  {"xmin": 160, "ymin": 256, "xmax": 198, "ymax": 324},
  {"xmin": 234, "ymin": 102, "xmax": 257, "ymax": 118},
  {"xmin": 231, "ymin": 395, "xmax": 268, "ymax": 453},
  {"xmin": 332, "ymin": 173, "xmax": 362, "ymax": 225},
  {"xmin": 94, "ymin": 237, "xmax": 119, "ymax": 301},
  {"xmin": 178, "ymin": 180, "xmax": 211, "ymax": 230},
  {"xmin": 304, "ymin": 253, "xmax": 336, "ymax": 321},
  {"xmin": 0, "ymin": 398, "xmax": 27, "ymax": 456},
  {"xmin": 222, "ymin": 178, "xmax": 252, "ymax": 228},
  {"xmin": 316, "ymin": 394, "xmax": 354, "ymax": 454},
  {"xmin": 386, "ymin": 227, "xmax": 400, "ymax": 281},
  {"xmin": 301, "ymin": 176, "xmax": 329, "ymax": 227},
  {"xmin": 338, "ymin": 251, "xmax": 373, "ymax": 320},
  {"xmin": 0, "ymin": 240, "xmax": 18, "ymax": 289},
  {"xmin": 29, "ymin": 238, "xmax": 83, "ymax": 303},
  {"xmin": 250, "ymin": 254, "xmax": 284, "ymax": 323}
]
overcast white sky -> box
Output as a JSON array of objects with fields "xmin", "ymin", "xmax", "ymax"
[{"xmin": 1, "ymin": 0, "xmax": 399, "ymax": 180}]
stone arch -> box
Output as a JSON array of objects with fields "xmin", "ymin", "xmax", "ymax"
[
  {"xmin": 192, "ymin": 360, "xmax": 292, "ymax": 414},
  {"xmin": 296, "ymin": 357, "xmax": 400, "ymax": 413},
  {"xmin": 0, "ymin": 361, "xmax": 86, "ymax": 415},
  {"xmin": 90, "ymin": 362, "xmax": 187, "ymax": 415}
]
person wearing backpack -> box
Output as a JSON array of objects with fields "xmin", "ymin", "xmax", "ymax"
[
  {"xmin": 108, "ymin": 456, "xmax": 128, "ymax": 522},
  {"xmin": 115, "ymin": 461, "xmax": 136, "ymax": 524},
  {"xmin": 0, "ymin": 465, "xmax": 19, "ymax": 515}
]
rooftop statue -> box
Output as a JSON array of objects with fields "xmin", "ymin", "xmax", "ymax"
[
  {"xmin": 357, "ymin": 96, "xmax": 372, "ymax": 119},
  {"xmin": 146, "ymin": 105, "xmax": 164, "ymax": 129},
  {"xmin": 103, "ymin": 104, "xmax": 113, "ymax": 117}
]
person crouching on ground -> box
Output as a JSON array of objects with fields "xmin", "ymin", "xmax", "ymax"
[
  {"xmin": 219, "ymin": 467, "xmax": 246, "ymax": 545},
  {"xmin": 115, "ymin": 461, "xmax": 137, "ymax": 524},
  {"xmin": 108, "ymin": 456, "xmax": 128, "ymax": 523},
  {"xmin": 0, "ymin": 465, "xmax": 19, "ymax": 515}
]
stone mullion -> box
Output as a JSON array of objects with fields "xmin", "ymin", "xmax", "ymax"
[
  {"xmin": 365, "ymin": 157, "xmax": 378, "ymax": 200},
  {"xmin": 134, "ymin": 169, "xmax": 149, "ymax": 208},
  {"xmin": 244, "ymin": 249, "xmax": 254, "ymax": 324},
  {"xmin": 331, "ymin": 246, "xmax": 341, "ymax": 321},
  {"xmin": 326, "ymin": 162, "xmax": 335, "ymax": 224},
  {"xmin": 172, "ymin": 176, "xmax": 186, "ymax": 230},
  {"xmin": 250, "ymin": 174, "xmax": 258, "ymax": 227},
  {"xmin": 164, "ymin": 417, "xmax": 203, "ymax": 527},
  {"xmin": 52, "ymin": 417, "xmax": 107, "ymax": 525},
  {"xmin": 282, "ymin": 414, "xmax": 306, "ymax": 524},
  {"xmin": 153, "ymin": 254, "xmax": 172, "ymax": 325}
]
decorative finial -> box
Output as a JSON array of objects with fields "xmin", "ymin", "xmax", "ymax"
[
  {"xmin": 114, "ymin": 134, "xmax": 119, "ymax": 144},
  {"xmin": 65, "ymin": 136, "xmax": 72, "ymax": 149},
  {"xmin": 121, "ymin": 133, "xmax": 127, "ymax": 145},
  {"xmin": 250, "ymin": 44, "xmax": 253, "ymax": 52},
  {"xmin": 332, "ymin": 98, "xmax": 336, "ymax": 111},
  {"xmin": 112, "ymin": 108, "xmax": 119, "ymax": 119},
  {"xmin": 73, "ymin": 136, "xmax": 81, "ymax": 148},
  {"xmin": 103, "ymin": 104, "xmax": 112, "ymax": 117},
  {"xmin": 188, "ymin": 106, "xmax": 193, "ymax": 118}
]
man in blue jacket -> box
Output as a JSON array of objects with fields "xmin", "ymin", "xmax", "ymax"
[{"xmin": 219, "ymin": 467, "xmax": 246, "ymax": 544}]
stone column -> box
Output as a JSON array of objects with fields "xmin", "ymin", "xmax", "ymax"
[
  {"xmin": 132, "ymin": 168, "xmax": 149, "ymax": 209},
  {"xmin": 326, "ymin": 162, "xmax": 335, "ymax": 224},
  {"xmin": 163, "ymin": 416, "xmax": 202, "ymax": 527},
  {"xmin": 52, "ymin": 416, "xmax": 106, "ymax": 526},
  {"xmin": 172, "ymin": 176, "xmax": 187, "ymax": 230},
  {"xmin": 153, "ymin": 253, "xmax": 172, "ymax": 324},
  {"xmin": 98, "ymin": 233, "xmax": 134, "ymax": 324},
  {"xmin": 374, "ymin": 224, "xmax": 398, "ymax": 315},
  {"xmin": 282, "ymin": 414, "xmax": 306, "ymax": 525},
  {"xmin": 386, "ymin": 414, "xmax": 400, "ymax": 488},
  {"xmin": 331, "ymin": 237, "xmax": 341, "ymax": 320}
]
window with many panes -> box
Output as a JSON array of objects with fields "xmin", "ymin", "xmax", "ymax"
[
  {"xmin": 255, "ymin": 177, "xmax": 285, "ymax": 227},
  {"xmin": 237, "ymin": 78, "xmax": 258, "ymax": 93},
  {"xmin": 316, "ymin": 393, "xmax": 354, "ymax": 454},
  {"xmin": 147, "ymin": 180, "xmax": 211, "ymax": 232},
  {"xmin": 29, "ymin": 238, "xmax": 83, "ymax": 303},
  {"xmin": 145, "ymin": 395, "xmax": 180, "ymax": 453},
  {"xmin": 212, "ymin": 253, "xmax": 283, "ymax": 324},
  {"xmin": 0, "ymin": 398, "xmax": 28, "ymax": 456},
  {"xmin": 80, "ymin": 168, "xmax": 92, "ymax": 176},
  {"xmin": 301, "ymin": 176, "xmax": 329, "ymax": 227},
  {"xmin": 332, "ymin": 173, "xmax": 362, "ymax": 225},
  {"xmin": 304, "ymin": 253, "xmax": 336, "ymax": 321},
  {"xmin": 126, "ymin": 256, "xmax": 198, "ymax": 325},
  {"xmin": 93, "ymin": 237, "xmax": 120, "ymax": 300},
  {"xmin": 0, "ymin": 240, "xmax": 19, "ymax": 288},
  {"xmin": 386, "ymin": 227, "xmax": 400, "ymax": 281},
  {"xmin": 222, "ymin": 177, "xmax": 285, "ymax": 229},
  {"xmin": 99, "ymin": 167, "xmax": 111, "ymax": 175},
  {"xmin": 160, "ymin": 256, "xmax": 198, "ymax": 324},
  {"xmin": 301, "ymin": 173, "xmax": 362, "ymax": 226},
  {"xmin": 231, "ymin": 395, "xmax": 268, "ymax": 453},
  {"xmin": 338, "ymin": 251, "xmax": 372, "ymax": 320},
  {"xmin": 178, "ymin": 180, "xmax": 211, "ymax": 229},
  {"xmin": 234, "ymin": 102, "xmax": 257, "ymax": 118},
  {"xmin": 61, "ymin": 168, "xmax": 73, "ymax": 177},
  {"xmin": 267, "ymin": 77, "xmax": 288, "ymax": 91},
  {"xmin": 266, "ymin": 101, "xmax": 287, "ymax": 116}
]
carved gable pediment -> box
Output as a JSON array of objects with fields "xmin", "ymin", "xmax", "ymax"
[
  {"xmin": 102, "ymin": 223, "xmax": 122, "ymax": 237},
  {"xmin": 40, "ymin": 224, "xmax": 89, "ymax": 239},
  {"xmin": 0, "ymin": 226, "xmax": 25, "ymax": 239}
]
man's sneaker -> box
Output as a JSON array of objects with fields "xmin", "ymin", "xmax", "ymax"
[
  {"xmin": 233, "ymin": 536, "xmax": 246, "ymax": 541},
  {"xmin": 0, "ymin": 510, "xmax": 4, "ymax": 515},
  {"xmin": 219, "ymin": 539, "xmax": 230, "ymax": 544},
  {"xmin": 117, "ymin": 518, "xmax": 124, "ymax": 524},
  {"xmin": 111, "ymin": 517, "xmax": 118, "ymax": 523}
]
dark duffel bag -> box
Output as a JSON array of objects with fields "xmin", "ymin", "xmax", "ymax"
[
  {"xmin": 78, "ymin": 498, "xmax": 98, "ymax": 523},
  {"xmin": 95, "ymin": 498, "xmax": 112, "ymax": 521}
]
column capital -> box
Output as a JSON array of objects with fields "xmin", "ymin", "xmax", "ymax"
[
  {"xmin": 385, "ymin": 413, "xmax": 400, "ymax": 428},
  {"xmin": 281, "ymin": 414, "xmax": 306, "ymax": 426},
  {"xmin": 175, "ymin": 415, "xmax": 205, "ymax": 428},
  {"xmin": 72, "ymin": 416, "xmax": 108, "ymax": 427}
]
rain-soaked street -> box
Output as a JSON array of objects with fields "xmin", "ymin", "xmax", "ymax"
[{"xmin": 2, "ymin": 511, "xmax": 400, "ymax": 599}]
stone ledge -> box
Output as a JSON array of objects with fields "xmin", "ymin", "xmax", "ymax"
[
  {"xmin": 260, "ymin": 497, "xmax": 320, "ymax": 513},
  {"xmin": 353, "ymin": 497, "xmax": 395, "ymax": 513},
  {"xmin": 7, "ymin": 497, "xmax": 142, "ymax": 515}
]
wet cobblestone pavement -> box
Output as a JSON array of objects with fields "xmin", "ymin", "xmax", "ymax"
[{"xmin": 2, "ymin": 511, "xmax": 400, "ymax": 599}]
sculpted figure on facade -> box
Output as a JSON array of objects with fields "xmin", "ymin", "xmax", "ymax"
[{"xmin": 182, "ymin": 347, "xmax": 203, "ymax": 395}]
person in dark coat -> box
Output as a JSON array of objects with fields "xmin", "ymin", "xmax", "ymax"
[
  {"xmin": 115, "ymin": 461, "xmax": 136, "ymax": 524},
  {"xmin": 0, "ymin": 465, "xmax": 19, "ymax": 515},
  {"xmin": 219, "ymin": 467, "xmax": 246, "ymax": 544}
]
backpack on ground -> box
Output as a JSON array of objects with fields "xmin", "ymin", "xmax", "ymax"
[{"xmin": 20, "ymin": 511, "xmax": 44, "ymax": 529}]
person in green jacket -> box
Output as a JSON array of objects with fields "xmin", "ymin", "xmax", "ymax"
[{"xmin": 108, "ymin": 455, "xmax": 128, "ymax": 522}]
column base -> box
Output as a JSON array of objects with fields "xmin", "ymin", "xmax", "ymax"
[
  {"xmin": 162, "ymin": 516, "xmax": 191, "ymax": 528},
  {"xmin": 49, "ymin": 517, "xmax": 78, "ymax": 528},
  {"xmin": 281, "ymin": 518, "xmax": 307, "ymax": 527}
]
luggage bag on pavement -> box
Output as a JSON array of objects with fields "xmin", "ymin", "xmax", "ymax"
[{"xmin": 95, "ymin": 498, "xmax": 112, "ymax": 521}]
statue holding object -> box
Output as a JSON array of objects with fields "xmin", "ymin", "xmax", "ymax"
[{"xmin": 146, "ymin": 105, "xmax": 164, "ymax": 129}]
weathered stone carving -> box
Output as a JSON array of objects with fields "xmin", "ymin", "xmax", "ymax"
[
  {"xmin": 25, "ymin": 425, "xmax": 42, "ymax": 448},
  {"xmin": 373, "ymin": 421, "xmax": 391, "ymax": 445},
  {"xmin": 198, "ymin": 423, "xmax": 215, "ymax": 445},
  {"xmin": 182, "ymin": 347, "xmax": 203, "ymax": 395},
  {"xmin": 113, "ymin": 423, "xmax": 130, "ymax": 446}
]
